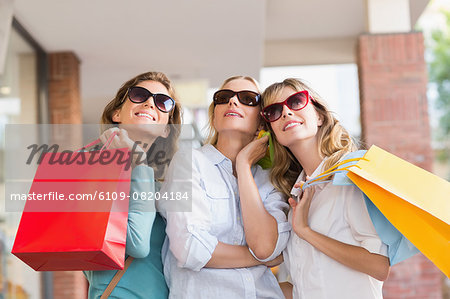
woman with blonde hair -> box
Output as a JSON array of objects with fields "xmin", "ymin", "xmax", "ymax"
[
  {"xmin": 159, "ymin": 76, "xmax": 289, "ymax": 298},
  {"xmin": 84, "ymin": 71, "xmax": 181, "ymax": 298},
  {"xmin": 260, "ymin": 78, "xmax": 390, "ymax": 299}
]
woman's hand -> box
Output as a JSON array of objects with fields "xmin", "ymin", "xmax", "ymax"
[
  {"xmin": 236, "ymin": 134, "xmax": 269, "ymax": 170},
  {"xmin": 99, "ymin": 128, "xmax": 148, "ymax": 167},
  {"xmin": 289, "ymin": 181, "xmax": 316, "ymax": 239}
]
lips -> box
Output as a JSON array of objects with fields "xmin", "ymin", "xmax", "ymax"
[
  {"xmin": 224, "ymin": 110, "xmax": 243, "ymax": 118},
  {"xmin": 283, "ymin": 120, "xmax": 304, "ymax": 131},
  {"xmin": 135, "ymin": 111, "xmax": 156, "ymax": 121}
]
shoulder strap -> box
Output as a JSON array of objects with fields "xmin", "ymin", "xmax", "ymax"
[{"xmin": 100, "ymin": 256, "xmax": 134, "ymax": 299}]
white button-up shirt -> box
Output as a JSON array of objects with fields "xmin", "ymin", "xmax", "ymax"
[
  {"xmin": 284, "ymin": 158, "xmax": 388, "ymax": 299},
  {"xmin": 159, "ymin": 144, "xmax": 290, "ymax": 299}
]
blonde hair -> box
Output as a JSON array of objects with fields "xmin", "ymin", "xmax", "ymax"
[
  {"xmin": 101, "ymin": 71, "xmax": 182, "ymax": 180},
  {"xmin": 261, "ymin": 78, "xmax": 358, "ymax": 197},
  {"xmin": 205, "ymin": 76, "xmax": 261, "ymax": 145}
]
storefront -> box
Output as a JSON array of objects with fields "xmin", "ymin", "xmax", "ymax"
[{"xmin": 0, "ymin": 18, "xmax": 49, "ymax": 299}]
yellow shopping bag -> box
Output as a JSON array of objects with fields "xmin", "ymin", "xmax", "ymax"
[{"xmin": 345, "ymin": 145, "xmax": 450, "ymax": 277}]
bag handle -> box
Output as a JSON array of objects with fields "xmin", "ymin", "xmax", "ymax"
[
  {"xmin": 300, "ymin": 157, "xmax": 368, "ymax": 190},
  {"xmin": 100, "ymin": 256, "xmax": 134, "ymax": 299},
  {"xmin": 75, "ymin": 131, "xmax": 118, "ymax": 152}
]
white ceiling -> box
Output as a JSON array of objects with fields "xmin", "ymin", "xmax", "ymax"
[{"xmin": 12, "ymin": 0, "xmax": 429, "ymax": 122}]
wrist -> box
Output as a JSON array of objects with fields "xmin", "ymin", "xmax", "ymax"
[
  {"xmin": 295, "ymin": 225, "xmax": 314, "ymax": 240},
  {"xmin": 235, "ymin": 158, "xmax": 251, "ymax": 173}
]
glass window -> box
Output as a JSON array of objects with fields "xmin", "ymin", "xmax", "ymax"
[{"xmin": 0, "ymin": 26, "xmax": 41, "ymax": 299}]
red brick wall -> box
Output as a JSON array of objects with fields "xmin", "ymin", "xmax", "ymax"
[
  {"xmin": 48, "ymin": 52, "xmax": 82, "ymax": 124},
  {"xmin": 48, "ymin": 51, "xmax": 87, "ymax": 299},
  {"xmin": 53, "ymin": 271, "xmax": 87, "ymax": 299},
  {"xmin": 357, "ymin": 32, "xmax": 444, "ymax": 298}
]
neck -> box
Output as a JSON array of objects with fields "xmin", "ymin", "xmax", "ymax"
[
  {"xmin": 215, "ymin": 131, "xmax": 253, "ymax": 169},
  {"xmin": 288, "ymin": 137, "xmax": 323, "ymax": 177}
]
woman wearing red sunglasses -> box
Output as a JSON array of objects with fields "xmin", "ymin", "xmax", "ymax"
[
  {"xmin": 261, "ymin": 78, "xmax": 390, "ymax": 299},
  {"xmin": 159, "ymin": 76, "xmax": 289, "ymax": 298},
  {"xmin": 84, "ymin": 71, "xmax": 182, "ymax": 298}
]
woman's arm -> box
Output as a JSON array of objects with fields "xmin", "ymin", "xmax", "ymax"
[
  {"xmin": 236, "ymin": 136, "xmax": 279, "ymax": 260},
  {"xmin": 289, "ymin": 185, "xmax": 390, "ymax": 281},
  {"xmin": 205, "ymin": 242, "xmax": 262, "ymax": 268},
  {"xmin": 160, "ymin": 150, "xmax": 267, "ymax": 270},
  {"xmin": 125, "ymin": 165, "xmax": 156, "ymax": 258},
  {"xmin": 98, "ymin": 128, "xmax": 155, "ymax": 258},
  {"xmin": 279, "ymin": 282, "xmax": 293, "ymax": 299}
]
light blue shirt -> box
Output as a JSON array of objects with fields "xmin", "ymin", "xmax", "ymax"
[{"xmin": 159, "ymin": 144, "xmax": 290, "ymax": 299}]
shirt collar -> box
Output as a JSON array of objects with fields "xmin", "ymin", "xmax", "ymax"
[
  {"xmin": 201, "ymin": 144, "xmax": 229, "ymax": 165},
  {"xmin": 200, "ymin": 143, "xmax": 258, "ymax": 177}
]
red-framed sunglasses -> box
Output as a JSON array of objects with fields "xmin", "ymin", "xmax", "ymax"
[{"xmin": 261, "ymin": 90, "xmax": 310, "ymax": 122}]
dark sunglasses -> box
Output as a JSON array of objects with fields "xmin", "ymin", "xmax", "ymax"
[
  {"xmin": 213, "ymin": 89, "xmax": 261, "ymax": 107},
  {"xmin": 127, "ymin": 86, "xmax": 175, "ymax": 113},
  {"xmin": 261, "ymin": 91, "xmax": 310, "ymax": 122}
]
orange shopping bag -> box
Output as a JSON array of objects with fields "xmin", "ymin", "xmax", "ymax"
[{"xmin": 345, "ymin": 145, "xmax": 450, "ymax": 277}]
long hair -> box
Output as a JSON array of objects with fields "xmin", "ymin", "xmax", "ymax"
[
  {"xmin": 205, "ymin": 75, "xmax": 261, "ymax": 145},
  {"xmin": 101, "ymin": 71, "xmax": 182, "ymax": 180},
  {"xmin": 261, "ymin": 78, "xmax": 358, "ymax": 197}
]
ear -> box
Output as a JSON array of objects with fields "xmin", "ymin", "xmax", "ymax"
[
  {"xmin": 112, "ymin": 109, "xmax": 121, "ymax": 123},
  {"xmin": 257, "ymin": 121, "xmax": 265, "ymax": 132},
  {"xmin": 161, "ymin": 124, "xmax": 170, "ymax": 138},
  {"xmin": 317, "ymin": 115, "xmax": 324, "ymax": 127}
]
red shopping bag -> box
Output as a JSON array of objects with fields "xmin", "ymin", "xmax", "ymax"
[{"xmin": 12, "ymin": 137, "xmax": 131, "ymax": 271}]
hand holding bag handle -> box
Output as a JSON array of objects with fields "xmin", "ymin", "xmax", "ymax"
[{"xmin": 298, "ymin": 151, "xmax": 420, "ymax": 266}]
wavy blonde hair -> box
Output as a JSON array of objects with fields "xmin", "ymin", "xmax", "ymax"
[
  {"xmin": 205, "ymin": 76, "xmax": 262, "ymax": 145},
  {"xmin": 101, "ymin": 71, "xmax": 182, "ymax": 180},
  {"xmin": 261, "ymin": 78, "xmax": 358, "ymax": 197}
]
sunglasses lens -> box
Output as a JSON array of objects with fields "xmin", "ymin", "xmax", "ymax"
[
  {"xmin": 238, "ymin": 91, "xmax": 260, "ymax": 106},
  {"xmin": 287, "ymin": 92, "xmax": 308, "ymax": 110},
  {"xmin": 128, "ymin": 86, "xmax": 151, "ymax": 103},
  {"xmin": 214, "ymin": 90, "xmax": 234, "ymax": 105},
  {"xmin": 263, "ymin": 104, "xmax": 283, "ymax": 122},
  {"xmin": 154, "ymin": 95, "xmax": 175, "ymax": 113}
]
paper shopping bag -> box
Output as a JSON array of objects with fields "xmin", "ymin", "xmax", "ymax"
[
  {"xmin": 328, "ymin": 150, "xmax": 419, "ymax": 265},
  {"xmin": 346, "ymin": 145, "xmax": 450, "ymax": 277},
  {"xmin": 12, "ymin": 144, "xmax": 131, "ymax": 271}
]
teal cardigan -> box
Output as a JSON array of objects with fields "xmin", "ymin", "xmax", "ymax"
[{"xmin": 84, "ymin": 166, "xmax": 168, "ymax": 299}]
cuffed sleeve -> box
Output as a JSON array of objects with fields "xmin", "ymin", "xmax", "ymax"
[
  {"xmin": 250, "ymin": 177, "xmax": 291, "ymax": 262},
  {"xmin": 249, "ymin": 220, "xmax": 290, "ymax": 262},
  {"xmin": 125, "ymin": 165, "xmax": 156, "ymax": 258}
]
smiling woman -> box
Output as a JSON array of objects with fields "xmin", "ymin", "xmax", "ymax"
[
  {"xmin": 261, "ymin": 78, "xmax": 390, "ymax": 299},
  {"xmin": 84, "ymin": 71, "xmax": 182, "ymax": 299}
]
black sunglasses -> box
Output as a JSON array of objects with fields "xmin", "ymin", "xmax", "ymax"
[
  {"xmin": 261, "ymin": 91, "xmax": 310, "ymax": 122},
  {"xmin": 127, "ymin": 86, "xmax": 175, "ymax": 113},
  {"xmin": 213, "ymin": 89, "xmax": 261, "ymax": 107}
]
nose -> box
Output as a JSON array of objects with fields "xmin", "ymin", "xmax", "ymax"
[
  {"xmin": 228, "ymin": 95, "xmax": 239, "ymax": 107},
  {"xmin": 281, "ymin": 103, "xmax": 293, "ymax": 118},
  {"xmin": 143, "ymin": 96, "xmax": 156, "ymax": 110}
]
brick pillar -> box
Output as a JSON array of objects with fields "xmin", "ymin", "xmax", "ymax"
[
  {"xmin": 48, "ymin": 51, "xmax": 87, "ymax": 299},
  {"xmin": 48, "ymin": 52, "xmax": 82, "ymax": 124},
  {"xmin": 357, "ymin": 33, "xmax": 443, "ymax": 298}
]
